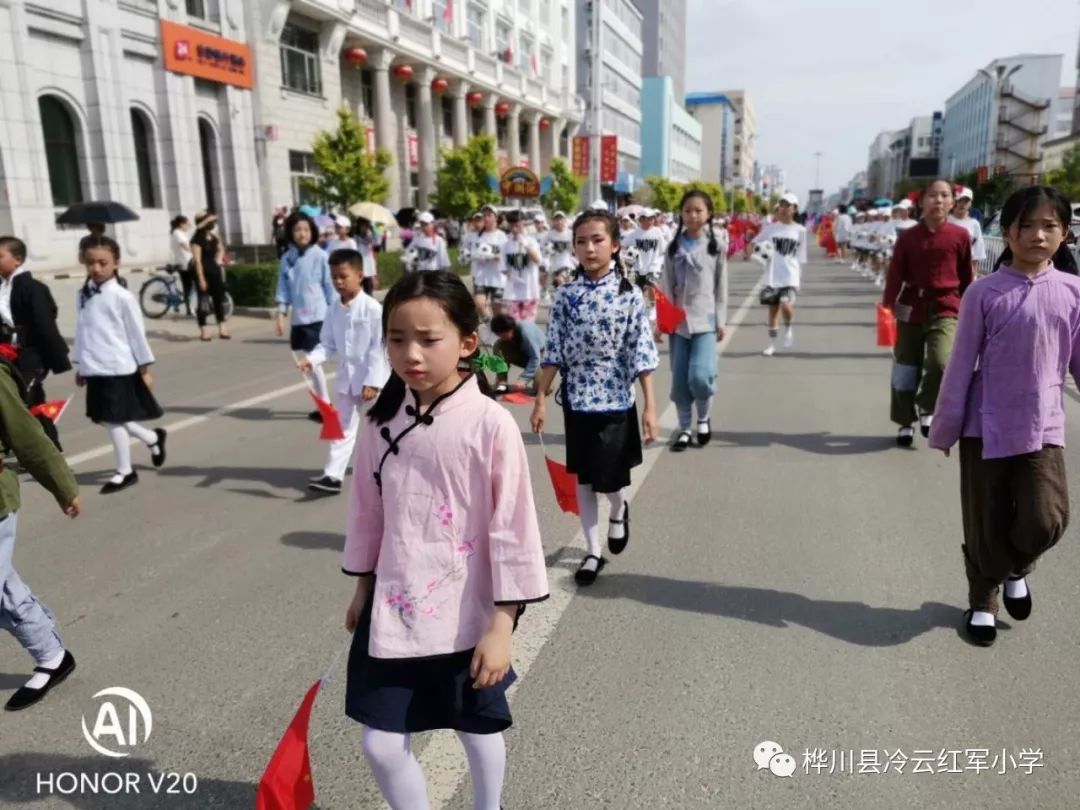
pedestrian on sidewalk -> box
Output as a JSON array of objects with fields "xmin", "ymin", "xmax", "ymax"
[
  {"xmin": 753, "ymin": 193, "xmax": 807, "ymax": 356},
  {"xmin": 275, "ymin": 210, "xmax": 335, "ymax": 423},
  {"xmin": 299, "ymin": 250, "xmax": 389, "ymax": 495},
  {"xmin": 530, "ymin": 209, "xmax": 659, "ymax": 586},
  {"xmin": 469, "ymin": 204, "xmax": 509, "ymax": 323},
  {"xmin": 948, "ymin": 187, "xmax": 988, "ymax": 274},
  {"xmin": 659, "ymin": 189, "xmax": 728, "ymax": 451},
  {"xmin": 407, "ymin": 212, "xmax": 451, "ymax": 273},
  {"xmin": 881, "ymin": 179, "xmax": 973, "ymax": 447},
  {"xmin": 928, "ymin": 185, "xmax": 1080, "ymax": 647},
  {"xmin": 501, "ymin": 210, "xmax": 542, "ymax": 323},
  {"xmin": 834, "ymin": 206, "xmax": 853, "ymax": 263},
  {"xmin": 325, "ymin": 215, "xmax": 359, "ymax": 255},
  {"xmin": 74, "ymin": 236, "xmax": 166, "ymax": 494},
  {"xmin": 167, "ymin": 215, "xmax": 195, "ymax": 316},
  {"xmin": 541, "ymin": 211, "xmax": 575, "ymax": 295},
  {"xmin": 0, "ymin": 236, "xmax": 72, "ymax": 450},
  {"xmin": 190, "ymin": 211, "xmax": 231, "ymax": 342},
  {"xmin": 353, "ymin": 218, "xmax": 380, "ymax": 295},
  {"xmin": 0, "ymin": 355, "xmax": 80, "ymax": 711},
  {"xmin": 342, "ymin": 270, "xmax": 548, "ymax": 810}
]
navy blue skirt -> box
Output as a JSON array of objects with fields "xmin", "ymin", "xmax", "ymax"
[
  {"xmin": 290, "ymin": 322, "xmax": 322, "ymax": 352},
  {"xmin": 345, "ymin": 596, "xmax": 516, "ymax": 735}
]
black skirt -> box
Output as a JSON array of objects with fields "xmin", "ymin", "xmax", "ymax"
[
  {"xmin": 345, "ymin": 596, "xmax": 516, "ymax": 735},
  {"xmin": 290, "ymin": 323, "xmax": 322, "ymax": 352},
  {"xmin": 85, "ymin": 374, "xmax": 164, "ymax": 424},
  {"xmin": 563, "ymin": 402, "xmax": 642, "ymax": 493}
]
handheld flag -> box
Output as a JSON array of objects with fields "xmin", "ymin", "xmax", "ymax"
[
  {"xmin": 474, "ymin": 354, "xmax": 509, "ymax": 374},
  {"xmin": 876, "ymin": 304, "xmax": 897, "ymax": 348},
  {"xmin": 654, "ymin": 290, "xmax": 686, "ymax": 335},
  {"xmin": 0, "ymin": 344, "xmax": 18, "ymax": 362},
  {"xmin": 29, "ymin": 396, "xmax": 72, "ymax": 424},
  {"xmin": 502, "ymin": 391, "xmax": 535, "ymax": 405},
  {"xmin": 255, "ymin": 681, "xmax": 319, "ymax": 810},
  {"xmin": 308, "ymin": 391, "xmax": 346, "ymax": 441},
  {"xmin": 539, "ymin": 433, "xmax": 579, "ymax": 515}
]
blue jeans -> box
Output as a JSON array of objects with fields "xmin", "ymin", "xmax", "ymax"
[
  {"xmin": 670, "ymin": 332, "xmax": 717, "ymax": 430},
  {"xmin": 0, "ymin": 512, "xmax": 62, "ymax": 664}
]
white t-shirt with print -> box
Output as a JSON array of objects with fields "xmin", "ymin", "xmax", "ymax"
[
  {"xmin": 502, "ymin": 234, "xmax": 541, "ymax": 301},
  {"xmin": 543, "ymin": 227, "xmax": 576, "ymax": 272},
  {"xmin": 754, "ymin": 222, "xmax": 808, "ymax": 289},
  {"xmin": 409, "ymin": 233, "xmax": 451, "ymax": 272},
  {"xmin": 470, "ymin": 229, "xmax": 509, "ymax": 288},
  {"xmin": 632, "ymin": 227, "xmax": 666, "ymax": 279}
]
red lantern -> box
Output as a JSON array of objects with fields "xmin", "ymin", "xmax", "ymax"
[
  {"xmin": 393, "ymin": 64, "xmax": 414, "ymax": 81},
  {"xmin": 467, "ymin": 91, "xmax": 484, "ymax": 106},
  {"xmin": 431, "ymin": 77, "xmax": 449, "ymax": 93},
  {"xmin": 539, "ymin": 118, "xmax": 551, "ymax": 130},
  {"xmin": 343, "ymin": 46, "xmax": 367, "ymax": 68},
  {"xmin": 495, "ymin": 102, "xmax": 511, "ymax": 117}
]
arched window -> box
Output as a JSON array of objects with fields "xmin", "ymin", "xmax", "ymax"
[
  {"xmin": 39, "ymin": 96, "xmax": 83, "ymax": 207},
  {"xmin": 131, "ymin": 109, "xmax": 158, "ymax": 209}
]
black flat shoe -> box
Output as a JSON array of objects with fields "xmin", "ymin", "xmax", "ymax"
[
  {"xmin": 671, "ymin": 431, "xmax": 692, "ymax": 452},
  {"xmin": 308, "ymin": 476, "xmax": 342, "ymax": 494},
  {"xmin": 100, "ymin": 471, "xmax": 138, "ymax": 494},
  {"xmin": 4, "ymin": 651, "xmax": 76, "ymax": 711},
  {"xmin": 574, "ymin": 555, "xmax": 606, "ymax": 586},
  {"xmin": 696, "ymin": 419, "xmax": 712, "ymax": 446},
  {"xmin": 308, "ymin": 410, "xmax": 324, "ymax": 424},
  {"xmin": 608, "ymin": 503, "xmax": 630, "ymax": 555},
  {"xmin": 151, "ymin": 428, "xmax": 167, "ymax": 468},
  {"xmin": 896, "ymin": 427, "xmax": 914, "ymax": 448},
  {"xmin": 1003, "ymin": 576, "xmax": 1032, "ymax": 621},
  {"xmin": 963, "ymin": 609, "xmax": 997, "ymax": 646}
]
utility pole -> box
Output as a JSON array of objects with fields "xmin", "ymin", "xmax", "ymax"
[
  {"xmin": 584, "ymin": 0, "xmax": 603, "ymax": 207},
  {"xmin": 813, "ymin": 151, "xmax": 823, "ymax": 188}
]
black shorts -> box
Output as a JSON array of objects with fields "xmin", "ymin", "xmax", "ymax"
[
  {"xmin": 760, "ymin": 286, "xmax": 798, "ymax": 306},
  {"xmin": 290, "ymin": 322, "xmax": 323, "ymax": 352},
  {"xmin": 476, "ymin": 286, "xmax": 504, "ymax": 302}
]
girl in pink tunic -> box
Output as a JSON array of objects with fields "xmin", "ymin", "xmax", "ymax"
[{"xmin": 343, "ymin": 270, "xmax": 549, "ymax": 810}]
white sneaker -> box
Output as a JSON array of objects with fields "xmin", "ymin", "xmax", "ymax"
[
  {"xmin": 783, "ymin": 328, "xmax": 794, "ymax": 348},
  {"xmin": 762, "ymin": 345, "xmax": 776, "ymax": 357}
]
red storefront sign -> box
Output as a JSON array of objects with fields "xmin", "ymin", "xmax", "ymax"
[
  {"xmin": 499, "ymin": 167, "xmax": 542, "ymax": 199},
  {"xmin": 408, "ymin": 134, "xmax": 419, "ymax": 167},
  {"xmin": 600, "ymin": 135, "xmax": 618, "ymax": 184},
  {"xmin": 571, "ymin": 136, "xmax": 590, "ymax": 178}
]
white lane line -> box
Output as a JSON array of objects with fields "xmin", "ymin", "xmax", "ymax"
[{"xmin": 422, "ymin": 275, "xmax": 764, "ymax": 808}]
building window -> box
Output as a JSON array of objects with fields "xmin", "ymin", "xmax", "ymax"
[
  {"xmin": 496, "ymin": 116, "xmax": 508, "ymax": 148},
  {"xmin": 289, "ymin": 150, "xmax": 318, "ymax": 205},
  {"xmin": 280, "ymin": 22, "xmax": 322, "ymax": 96},
  {"xmin": 198, "ymin": 118, "xmax": 219, "ymax": 213},
  {"xmin": 519, "ymin": 34, "xmax": 533, "ymax": 72},
  {"xmin": 393, "ymin": 0, "xmax": 415, "ymax": 15},
  {"xmin": 185, "ymin": 0, "xmax": 219, "ymax": 20},
  {"xmin": 405, "ymin": 83, "xmax": 418, "ymax": 129},
  {"xmin": 130, "ymin": 110, "xmax": 158, "ymax": 209},
  {"xmin": 496, "ymin": 22, "xmax": 512, "ymax": 61},
  {"xmin": 360, "ymin": 68, "xmax": 374, "ymax": 118},
  {"xmin": 442, "ymin": 95, "xmax": 453, "ymax": 136},
  {"xmin": 467, "ymin": 3, "xmax": 486, "ymax": 49},
  {"xmin": 518, "ymin": 0, "xmax": 530, "ymax": 14},
  {"xmin": 471, "ymin": 105, "xmax": 485, "ymax": 135},
  {"xmin": 561, "ymin": 7, "xmax": 569, "ymax": 39},
  {"xmin": 541, "ymin": 49, "xmax": 553, "ymax": 85},
  {"xmin": 39, "ymin": 95, "xmax": 83, "ymax": 207},
  {"xmin": 539, "ymin": 0, "xmax": 551, "ymax": 23},
  {"xmin": 433, "ymin": 0, "xmax": 451, "ymax": 31}
]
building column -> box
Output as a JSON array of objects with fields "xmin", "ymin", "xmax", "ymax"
[
  {"xmin": 372, "ymin": 49, "xmax": 400, "ymax": 208},
  {"xmin": 416, "ymin": 66, "xmax": 437, "ymax": 209},
  {"xmin": 508, "ymin": 103, "xmax": 522, "ymax": 167},
  {"xmin": 565, "ymin": 122, "xmax": 580, "ymax": 160},
  {"xmin": 452, "ymin": 81, "xmax": 470, "ymax": 147},
  {"xmin": 548, "ymin": 117, "xmax": 566, "ymax": 169},
  {"xmin": 526, "ymin": 111, "xmax": 541, "ymax": 172},
  {"xmin": 484, "ymin": 95, "xmax": 498, "ymax": 139}
]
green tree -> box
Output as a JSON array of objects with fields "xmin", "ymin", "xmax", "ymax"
[
  {"xmin": 644, "ymin": 176, "xmax": 685, "ymax": 213},
  {"xmin": 683, "ymin": 180, "xmax": 727, "ymax": 214},
  {"xmin": 540, "ymin": 157, "xmax": 583, "ymax": 214},
  {"xmin": 892, "ymin": 177, "xmax": 922, "ymax": 202},
  {"xmin": 301, "ymin": 107, "xmax": 392, "ymax": 209},
  {"xmin": 1044, "ymin": 144, "xmax": 1080, "ymax": 201},
  {"xmin": 432, "ymin": 135, "xmax": 501, "ymax": 220}
]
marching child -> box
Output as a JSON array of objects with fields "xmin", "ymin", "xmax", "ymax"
[
  {"xmin": 659, "ymin": 190, "xmax": 728, "ymax": 451},
  {"xmin": 949, "ymin": 187, "xmax": 988, "ymax": 274},
  {"xmin": 753, "ymin": 193, "xmax": 808, "ymax": 356},
  {"xmin": 469, "ymin": 204, "xmax": 509, "ymax": 320},
  {"xmin": 343, "ymin": 270, "xmax": 548, "ymax": 810},
  {"xmin": 929, "ymin": 185, "xmax": 1080, "ymax": 647},
  {"xmin": 276, "ymin": 211, "xmax": 335, "ymax": 422},
  {"xmin": 300, "ymin": 249, "xmax": 390, "ymax": 494},
  {"xmin": 541, "ymin": 211, "xmax": 576, "ymax": 295},
  {"xmin": 501, "ymin": 210, "xmax": 542, "ymax": 323},
  {"xmin": 74, "ymin": 236, "xmax": 166, "ymax": 494},
  {"xmin": 531, "ymin": 210, "xmax": 659, "ymax": 586},
  {"xmin": 408, "ymin": 212, "xmax": 451, "ymax": 273}
]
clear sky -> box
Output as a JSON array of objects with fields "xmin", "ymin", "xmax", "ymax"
[{"xmin": 686, "ymin": 0, "xmax": 1079, "ymax": 201}]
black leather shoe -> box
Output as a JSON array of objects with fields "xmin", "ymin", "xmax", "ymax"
[
  {"xmin": 151, "ymin": 428, "xmax": 167, "ymax": 468},
  {"xmin": 100, "ymin": 471, "xmax": 138, "ymax": 494},
  {"xmin": 671, "ymin": 431, "xmax": 692, "ymax": 452},
  {"xmin": 574, "ymin": 555, "xmax": 606, "ymax": 586},
  {"xmin": 608, "ymin": 503, "xmax": 630, "ymax": 555},
  {"xmin": 308, "ymin": 476, "xmax": 342, "ymax": 494},
  {"xmin": 896, "ymin": 427, "xmax": 914, "ymax": 448},
  {"xmin": 308, "ymin": 410, "xmax": 324, "ymax": 424},
  {"xmin": 4, "ymin": 651, "xmax": 76, "ymax": 711},
  {"xmin": 963, "ymin": 610, "xmax": 997, "ymax": 647},
  {"xmin": 696, "ymin": 419, "xmax": 712, "ymax": 446},
  {"xmin": 1003, "ymin": 576, "xmax": 1032, "ymax": 621}
]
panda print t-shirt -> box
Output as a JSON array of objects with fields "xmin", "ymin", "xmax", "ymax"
[
  {"xmin": 633, "ymin": 227, "xmax": 666, "ymax": 279},
  {"xmin": 754, "ymin": 222, "xmax": 808, "ymax": 289}
]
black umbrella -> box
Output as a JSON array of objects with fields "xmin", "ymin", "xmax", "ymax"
[{"xmin": 56, "ymin": 201, "xmax": 140, "ymax": 225}]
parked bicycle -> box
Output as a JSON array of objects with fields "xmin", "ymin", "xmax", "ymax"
[{"xmin": 140, "ymin": 267, "xmax": 234, "ymax": 320}]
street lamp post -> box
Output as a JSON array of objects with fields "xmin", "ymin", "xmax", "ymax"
[{"xmin": 813, "ymin": 151, "xmax": 823, "ymax": 189}]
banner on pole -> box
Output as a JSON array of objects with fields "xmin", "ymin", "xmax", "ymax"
[
  {"xmin": 600, "ymin": 135, "xmax": 618, "ymax": 184},
  {"xmin": 571, "ymin": 136, "xmax": 590, "ymax": 178}
]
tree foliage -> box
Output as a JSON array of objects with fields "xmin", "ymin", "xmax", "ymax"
[
  {"xmin": 301, "ymin": 107, "xmax": 392, "ymax": 209},
  {"xmin": 1044, "ymin": 143, "xmax": 1080, "ymax": 202},
  {"xmin": 541, "ymin": 157, "xmax": 583, "ymax": 214},
  {"xmin": 644, "ymin": 176, "xmax": 685, "ymax": 213},
  {"xmin": 432, "ymin": 135, "xmax": 501, "ymax": 220}
]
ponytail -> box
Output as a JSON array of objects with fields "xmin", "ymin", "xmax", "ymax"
[
  {"xmin": 1053, "ymin": 244, "xmax": 1079, "ymax": 275},
  {"xmin": 368, "ymin": 371, "xmax": 407, "ymax": 424},
  {"xmin": 666, "ymin": 220, "xmax": 685, "ymax": 258},
  {"xmin": 613, "ymin": 252, "xmax": 634, "ymax": 294},
  {"xmin": 706, "ymin": 221, "xmax": 719, "ymax": 257}
]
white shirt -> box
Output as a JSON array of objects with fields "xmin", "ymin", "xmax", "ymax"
[
  {"xmin": 543, "ymin": 227, "xmax": 576, "ymax": 272},
  {"xmin": 892, "ymin": 219, "xmax": 918, "ymax": 234},
  {"xmin": 754, "ymin": 222, "xmax": 808, "ymax": 289},
  {"xmin": 169, "ymin": 229, "xmax": 192, "ymax": 267},
  {"xmin": 632, "ymin": 227, "xmax": 666, "ymax": 279},
  {"xmin": 325, "ymin": 237, "xmax": 358, "ymax": 255},
  {"xmin": 409, "ymin": 233, "xmax": 451, "ymax": 272},
  {"xmin": 0, "ymin": 267, "xmax": 28, "ymax": 328},
  {"xmin": 470, "ymin": 229, "xmax": 509, "ymax": 289},
  {"xmin": 835, "ymin": 214, "xmax": 853, "ymax": 241},
  {"xmin": 619, "ymin": 229, "xmax": 636, "ymax": 250},
  {"xmin": 306, "ymin": 292, "xmax": 390, "ymax": 396},
  {"xmin": 74, "ymin": 277, "xmax": 155, "ymax": 376},
  {"xmin": 502, "ymin": 234, "xmax": 541, "ymax": 301},
  {"xmin": 948, "ymin": 215, "xmax": 987, "ymax": 262}
]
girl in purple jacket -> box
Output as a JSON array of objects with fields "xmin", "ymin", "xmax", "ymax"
[{"xmin": 929, "ymin": 186, "xmax": 1080, "ymax": 647}]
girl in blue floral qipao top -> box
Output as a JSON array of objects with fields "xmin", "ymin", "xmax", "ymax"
[{"xmin": 531, "ymin": 209, "xmax": 659, "ymax": 586}]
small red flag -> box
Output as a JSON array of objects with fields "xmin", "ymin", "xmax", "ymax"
[
  {"xmin": 29, "ymin": 397, "xmax": 72, "ymax": 424},
  {"xmin": 308, "ymin": 391, "xmax": 346, "ymax": 441},
  {"xmin": 502, "ymin": 391, "xmax": 535, "ymax": 405},
  {"xmin": 443, "ymin": 0, "xmax": 454, "ymax": 22},
  {"xmin": 876, "ymin": 304, "xmax": 897, "ymax": 348},
  {"xmin": 0, "ymin": 344, "xmax": 18, "ymax": 362},
  {"xmin": 256, "ymin": 680, "xmax": 320, "ymax": 810},
  {"xmin": 544, "ymin": 456, "xmax": 579, "ymax": 515},
  {"xmin": 654, "ymin": 290, "xmax": 686, "ymax": 335}
]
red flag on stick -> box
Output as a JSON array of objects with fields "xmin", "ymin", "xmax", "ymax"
[
  {"xmin": 29, "ymin": 396, "xmax": 72, "ymax": 423},
  {"xmin": 255, "ymin": 680, "xmax": 319, "ymax": 810},
  {"xmin": 539, "ymin": 433, "xmax": 578, "ymax": 515},
  {"xmin": 654, "ymin": 290, "xmax": 686, "ymax": 335},
  {"xmin": 308, "ymin": 391, "xmax": 346, "ymax": 441},
  {"xmin": 876, "ymin": 304, "xmax": 897, "ymax": 348}
]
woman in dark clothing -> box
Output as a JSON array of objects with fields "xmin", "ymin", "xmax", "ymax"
[{"xmin": 189, "ymin": 210, "xmax": 231, "ymax": 342}]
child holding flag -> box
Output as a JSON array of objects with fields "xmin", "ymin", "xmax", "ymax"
[
  {"xmin": 343, "ymin": 270, "xmax": 548, "ymax": 810},
  {"xmin": 531, "ymin": 209, "xmax": 659, "ymax": 586},
  {"xmin": 299, "ymin": 249, "xmax": 390, "ymax": 494}
]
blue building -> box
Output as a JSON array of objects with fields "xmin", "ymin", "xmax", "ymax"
[
  {"xmin": 640, "ymin": 77, "xmax": 702, "ymax": 182},
  {"xmin": 685, "ymin": 92, "xmax": 733, "ymax": 185}
]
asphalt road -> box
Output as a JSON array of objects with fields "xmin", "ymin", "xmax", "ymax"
[{"xmin": 1, "ymin": 255, "xmax": 1079, "ymax": 809}]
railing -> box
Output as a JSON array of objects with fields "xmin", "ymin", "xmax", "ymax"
[
  {"xmin": 356, "ymin": 0, "xmax": 388, "ymax": 24},
  {"xmin": 441, "ymin": 36, "xmax": 468, "ymax": 67},
  {"xmin": 398, "ymin": 12, "xmax": 431, "ymax": 49}
]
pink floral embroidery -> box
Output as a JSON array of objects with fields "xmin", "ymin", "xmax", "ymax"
[
  {"xmin": 437, "ymin": 503, "xmax": 454, "ymax": 526},
  {"xmin": 384, "ymin": 535, "xmax": 479, "ymax": 629},
  {"xmin": 456, "ymin": 539, "xmax": 476, "ymax": 554}
]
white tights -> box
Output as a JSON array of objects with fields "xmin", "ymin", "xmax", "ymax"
[
  {"xmin": 104, "ymin": 422, "xmax": 157, "ymax": 475},
  {"xmin": 576, "ymin": 483, "xmax": 626, "ymax": 559},
  {"xmin": 361, "ymin": 727, "xmax": 505, "ymax": 810}
]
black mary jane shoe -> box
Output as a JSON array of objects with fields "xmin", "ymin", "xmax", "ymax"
[
  {"xmin": 896, "ymin": 427, "xmax": 914, "ymax": 448},
  {"xmin": 671, "ymin": 431, "xmax": 692, "ymax": 453},
  {"xmin": 608, "ymin": 503, "xmax": 630, "ymax": 555},
  {"xmin": 1003, "ymin": 576, "xmax": 1032, "ymax": 621},
  {"xmin": 574, "ymin": 555, "xmax": 607, "ymax": 586},
  {"xmin": 308, "ymin": 409, "xmax": 324, "ymax": 424},
  {"xmin": 4, "ymin": 651, "xmax": 76, "ymax": 711},
  {"xmin": 696, "ymin": 419, "xmax": 712, "ymax": 447},
  {"xmin": 100, "ymin": 471, "xmax": 139, "ymax": 495},
  {"xmin": 151, "ymin": 428, "xmax": 168, "ymax": 468},
  {"xmin": 962, "ymin": 610, "xmax": 997, "ymax": 647}
]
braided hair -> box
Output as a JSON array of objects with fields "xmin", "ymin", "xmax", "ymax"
[
  {"xmin": 571, "ymin": 209, "xmax": 634, "ymax": 294},
  {"xmin": 667, "ymin": 189, "xmax": 719, "ymax": 257}
]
